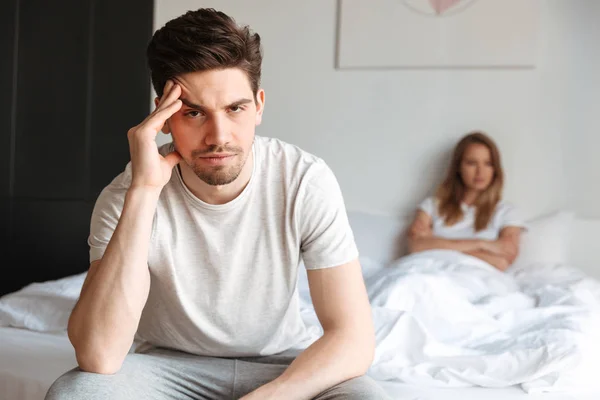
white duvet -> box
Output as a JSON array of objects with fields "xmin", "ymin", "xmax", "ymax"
[{"xmin": 300, "ymin": 250, "xmax": 600, "ymax": 394}]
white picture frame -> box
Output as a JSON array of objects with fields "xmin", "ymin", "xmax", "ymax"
[{"xmin": 336, "ymin": 0, "xmax": 541, "ymax": 69}]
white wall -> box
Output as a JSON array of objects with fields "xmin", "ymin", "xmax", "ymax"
[
  {"xmin": 556, "ymin": 0, "xmax": 600, "ymax": 219},
  {"xmin": 154, "ymin": 0, "xmax": 599, "ymax": 220}
]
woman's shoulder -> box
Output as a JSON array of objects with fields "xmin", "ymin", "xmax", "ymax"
[
  {"xmin": 417, "ymin": 196, "xmax": 439, "ymax": 217},
  {"xmin": 494, "ymin": 200, "xmax": 527, "ymax": 229},
  {"xmin": 495, "ymin": 199, "xmax": 517, "ymax": 212}
]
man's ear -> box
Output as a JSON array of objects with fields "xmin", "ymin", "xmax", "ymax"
[
  {"xmin": 154, "ymin": 96, "xmax": 171, "ymax": 134},
  {"xmin": 255, "ymin": 89, "xmax": 265, "ymax": 126}
]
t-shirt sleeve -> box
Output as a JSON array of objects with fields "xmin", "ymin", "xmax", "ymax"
[
  {"xmin": 88, "ymin": 162, "xmax": 133, "ymax": 263},
  {"xmin": 298, "ymin": 161, "xmax": 359, "ymax": 270},
  {"xmin": 497, "ymin": 202, "xmax": 528, "ymax": 232},
  {"xmin": 418, "ymin": 196, "xmax": 436, "ymax": 217}
]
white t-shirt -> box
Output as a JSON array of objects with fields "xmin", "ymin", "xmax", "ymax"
[
  {"xmin": 418, "ymin": 196, "xmax": 527, "ymax": 240},
  {"xmin": 88, "ymin": 136, "xmax": 358, "ymax": 357}
]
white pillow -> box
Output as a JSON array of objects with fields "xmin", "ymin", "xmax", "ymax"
[
  {"xmin": 0, "ymin": 273, "xmax": 86, "ymax": 332},
  {"xmin": 512, "ymin": 210, "xmax": 575, "ymax": 268}
]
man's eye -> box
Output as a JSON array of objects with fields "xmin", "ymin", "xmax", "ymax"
[
  {"xmin": 230, "ymin": 105, "xmax": 243, "ymax": 113},
  {"xmin": 185, "ymin": 110, "xmax": 201, "ymax": 118}
]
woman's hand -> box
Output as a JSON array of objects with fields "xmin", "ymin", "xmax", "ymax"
[
  {"xmin": 479, "ymin": 230, "xmax": 521, "ymax": 266},
  {"xmin": 479, "ymin": 240, "xmax": 512, "ymax": 258},
  {"xmin": 465, "ymin": 250, "xmax": 510, "ymax": 272}
]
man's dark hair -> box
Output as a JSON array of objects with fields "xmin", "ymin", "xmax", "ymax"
[{"xmin": 147, "ymin": 8, "xmax": 263, "ymax": 97}]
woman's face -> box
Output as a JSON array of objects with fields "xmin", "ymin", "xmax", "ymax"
[{"xmin": 459, "ymin": 143, "xmax": 495, "ymax": 192}]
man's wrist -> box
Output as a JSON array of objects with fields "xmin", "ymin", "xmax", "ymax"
[
  {"xmin": 127, "ymin": 185, "xmax": 163, "ymax": 201},
  {"xmin": 241, "ymin": 379, "xmax": 287, "ymax": 400}
]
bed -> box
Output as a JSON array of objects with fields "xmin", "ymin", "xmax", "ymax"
[
  {"xmin": 1, "ymin": 326, "xmax": 598, "ymax": 400},
  {"xmin": 0, "ymin": 327, "xmax": 76, "ymax": 400},
  {"xmin": 1, "ymin": 327, "xmax": 598, "ymax": 400},
  {"xmin": 2, "ymin": 209, "xmax": 600, "ymax": 400}
]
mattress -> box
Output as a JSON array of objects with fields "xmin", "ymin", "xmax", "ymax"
[
  {"xmin": 0, "ymin": 327, "xmax": 77, "ymax": 400},
  {"xmin": 1, "ymin": 327, "xmax": 598, "ymax": 400},
  {"xmin": 377, "ymin": 381, "xmax": 599, "ymax": 399}
]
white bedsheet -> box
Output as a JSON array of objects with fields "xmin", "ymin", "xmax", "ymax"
[
  {"xmin": 300, "ymin": 250, "xmax": 600, "ymax": 394},
  {"xmin": 2, "ymin": 326, "xmax": 598, "ymax": 400},
  {"xmin": 0, "ymin": 327, "xmax": 77, "ymax": 400},
  {"xmin": 377, "ymin": 381, "xmax": 600, "ymax": 400}
]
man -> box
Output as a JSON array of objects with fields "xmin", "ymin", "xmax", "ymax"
[{"xmin": 46, "ymin": 8, "xmax": 390, "ymax": 400}]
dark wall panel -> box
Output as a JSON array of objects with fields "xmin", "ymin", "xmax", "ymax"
[
  {"xmin": 0, "ymin": 0, "xmax": 17, "ymax": 199},
  {"xmin": 90, "ymin": 0, "xmax": 153, "ymax": 199},
  {"xmin": 0, "ymin": 0, "xmax": 18, "ymax": 271},
  {"xmin": 5, "ymin": 200, "xmax": 94, "ymax": 294},
  {"xmin": 14, "ymin": 0, "xmax": 91, "ymax": 199},
  {"xmin": 0, "ymin": 198, "xmax": 11, "ymax": 273},
  {"xmin": 1, "ymin": 0, "xmax": 153, "ymax": 296}
]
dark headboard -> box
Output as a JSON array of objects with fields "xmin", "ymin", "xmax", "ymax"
[{"xmin": 0, "ymin": 0, "xmax": 154, "ymax": 296}]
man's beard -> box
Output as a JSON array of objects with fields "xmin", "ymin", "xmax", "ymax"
[{"xmin": 190, "ymin": 145, "xmax": 247, "ymax": 186}]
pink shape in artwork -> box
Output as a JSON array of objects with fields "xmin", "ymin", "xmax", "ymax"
[{"xmin": 429, "ymin": 0, "xmax": 462, "ymax": 14}]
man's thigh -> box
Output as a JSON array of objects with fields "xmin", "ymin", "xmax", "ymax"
[
  {"xmin": 232, "ymin": 353, "xmax": 391, "ymax": 400},
  {"xmin": 230, "ymin": 352, "xmax": 292, "ymax": 398},
  {"xmin": 313, "ymin": 375, "xmax": 392, "ymax": 400},
  {"xmin": 45, "ymin": 348, "xmax": 235, "ymax": 400}
]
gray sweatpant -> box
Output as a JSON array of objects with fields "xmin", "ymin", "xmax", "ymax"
[{"xmin": 45, "ymin": 347, "xmax": 391, "ymax": 399}]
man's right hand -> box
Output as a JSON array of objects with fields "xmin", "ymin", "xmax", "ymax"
[{"xmin": 127, "ymin": 80, "xmax": 183, "ymax": 190}]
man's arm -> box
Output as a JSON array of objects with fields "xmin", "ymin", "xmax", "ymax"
[
  {"xmin": 68, "ymin": 188, "xmax": 158, "ymax": 374},
  {"xmin": 240, "ymin": 258, "xmax": 374, "ymax": 400},
  {"xmin": 68, "ymin": 81, "xmax": 183, "ymax": 374}
]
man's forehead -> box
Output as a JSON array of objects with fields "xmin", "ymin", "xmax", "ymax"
[
  {"xmin": 174, "ymin": 71, "xmax": 253, "ymax": 106},
  {"xmin": 179, "ymin": 96, "xmax": 253, "ymax": 110},
  {"xmin": 175, "ymin": 69, "xmax": 253, "ymax": 93}
]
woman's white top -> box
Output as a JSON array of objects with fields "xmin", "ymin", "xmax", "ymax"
[{"xmin": 418, "ymin": 197, "xmax": 527, "ymax": 240}]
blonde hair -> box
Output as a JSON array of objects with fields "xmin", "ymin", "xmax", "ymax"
[{"xmin": 435, "ymin": 131, "xmax": 504, "ymax": 231}]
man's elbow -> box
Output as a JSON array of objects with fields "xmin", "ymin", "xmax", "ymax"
[
  {"xmin": 352, "ymin": 341, "xmax": 375, "ymax": 377},
  {"xmin": 68, "ymin": 328, "xmax": 125, "ymax": 375},
  {"xmin": 344, "ymin": 328, "xmax": 376, "ymax": 376},
  {"xmin": 359, "ymin": 335, "xmax": 376, "ymax": 373},
  {"xmin": 74, "ymin": 349, "xmax": 124, "ymax": 375}
]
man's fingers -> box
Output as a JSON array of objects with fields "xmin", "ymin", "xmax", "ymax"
[
  {"xmin": 156, "ymin": 80, "xmax": 175, "ymax": 109},
  {"xmin": 131, "ymin": 83, "xmax": 182, "ymax": 140},
  {"xmin": 133, "ymin": 99, "xmax": 182, "ymax": 140},
  {"xmin": 156, "ymin": 84, "xmax": 182, "ymax": 114},
  {"xmin": 141, "ymin": 83, "xmax": 181, "ymax": 127},
  {"xmin": 163, "ymin": 151, "xmax": 182, "ymax": 169},
  {"xmin": 155, "ymin": 98, "xmax": 182, "ymax": 120},
  {"xmin": 148, "ymin": 99, "xmax": 182, "ymax": 131}
]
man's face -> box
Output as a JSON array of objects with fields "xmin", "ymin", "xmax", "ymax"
[{"xmin": 159, "ymin": 68, "xmax": 264, "ymax": 186}]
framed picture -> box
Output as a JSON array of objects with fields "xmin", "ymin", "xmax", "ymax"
[{"xmin": 336, "ymin": 0, "xmax": 541, "ymax": 69}]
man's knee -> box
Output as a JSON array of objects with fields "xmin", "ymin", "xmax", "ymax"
[
  {"xmin": 315, "ymin": 375, "xmax": 391, "ymax": 400},
  {"xmin": 45, "ymin": 368, "xmax": 112, "ymax": 400},
  {"xmin": 46, "ymin": 353, "xmax": 160, "ymax": 400}
]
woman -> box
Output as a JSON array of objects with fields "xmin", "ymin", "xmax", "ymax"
[{"xmin": 407, "ymin": 131, "xmax": 527, "ymax": 271}]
